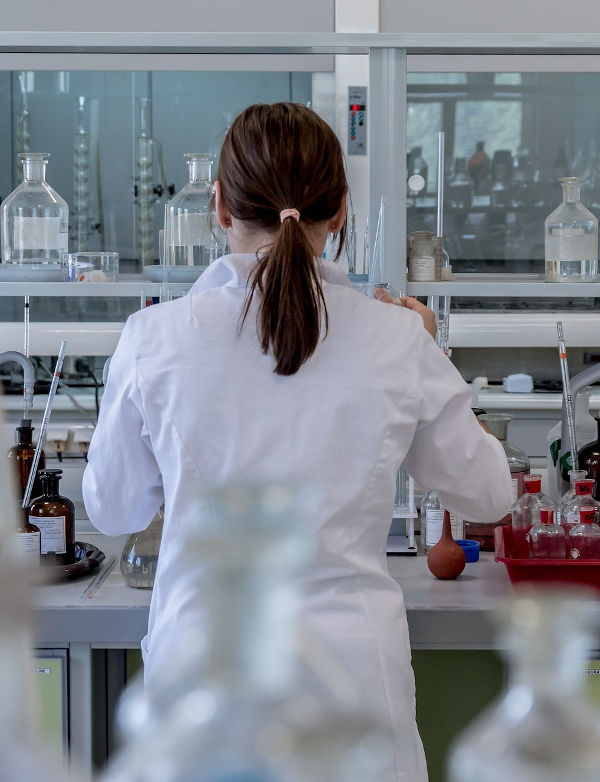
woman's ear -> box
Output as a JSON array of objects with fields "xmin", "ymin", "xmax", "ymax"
[
  {"xmin": 329, "ymin": 197, "xmax": 347, "ymax": 233},
  {"xmin": 214, "ymin": 181, "xmax": 232, "ymax": 229}
]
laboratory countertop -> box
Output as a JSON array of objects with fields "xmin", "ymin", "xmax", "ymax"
[{"xmin": 31, "ymin": 533, "xmax": 516, "ymax": 650}]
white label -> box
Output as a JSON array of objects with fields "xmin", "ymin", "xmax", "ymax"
[
  {"xmin": 13, "ymin": 217, "xmax": 68, "ymax": 251},
  {"xmin": 33, "ymin": 515, "xmax": 66, "ymax": 555},
  {"xmin": 409, "ymin": 256, "xmax": 436, "ymax": 282},
  {"xmin": 425, "ymin": 510, "xmax": 464, "ymax": 547},
  {"xmin": 16, "ymin": 532, "xmax": 40, "ymax": 568},
  {"xmin": 511, "ymin": 478, "xmax": 519, "ymax": 504}
]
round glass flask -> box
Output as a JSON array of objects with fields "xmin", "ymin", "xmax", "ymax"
[
  {"xmin": 164, "ymin": 153, "xmax": 217, "ymax": 269},
  {"xmin": 120, "ymin": 507, "xmax": 164, "ymax": 589},
  {"xmin": 1, "ymin": 153, "xmax": 68, "ymax": 264},
  {"xmin": 545, "ymin": 176, "xmax": 598, "ymax": 282}
]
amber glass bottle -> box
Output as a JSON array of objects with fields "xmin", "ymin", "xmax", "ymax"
[
  {"xmin": 28, "ymin": 469, "xmax": 75, "ymax": 566},
  {"xmin": 7, "ymin": 419, "xmax": 46, "ymax": 500},
  {"xmin": 578, "ymin": 417, "xmax": 600, "ymax": 499}
]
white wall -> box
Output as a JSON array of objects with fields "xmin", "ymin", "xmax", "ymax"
[
  {"xmin": 381, "ymin": 0, "xmax": 600, "ymax": 34},
  {"xmin": 1, "ymin": 0, "xmax": 334, "ymax": 33}
]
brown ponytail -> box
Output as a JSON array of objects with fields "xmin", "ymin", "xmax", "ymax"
[{"xmin": 215, "ymin": 103, "xmax": 348, "ymax": 376}]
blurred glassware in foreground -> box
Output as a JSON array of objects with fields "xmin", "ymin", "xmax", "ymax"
[
  {"xmin": 103, "ymin": 484, "xmax": 392, "ymax": 782},
  {"xmin": 448, "ymin": 587, "xmax": 600, "ymax": 782}
]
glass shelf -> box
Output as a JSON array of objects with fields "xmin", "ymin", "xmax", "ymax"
[{"xmin": 406, "ymin": 273, "xmax": 600, "ymax": 297}]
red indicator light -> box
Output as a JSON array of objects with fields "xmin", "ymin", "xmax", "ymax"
[{"xmin": 352, "ymin": 104, "xmax": 359, "ymax": 111}]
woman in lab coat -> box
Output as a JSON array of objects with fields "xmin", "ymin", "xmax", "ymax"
[{"xmin": 83, "ymin": 103, "xmax": 512, "ymax": 781}]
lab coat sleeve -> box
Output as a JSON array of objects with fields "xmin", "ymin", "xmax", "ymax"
[
  {"xmin": 402, "ymin": 326, "xmax": 513, "ymax": 522},
  {"xmin": 82, "ymin": 317, "xmax": 163, "ymax": 535}
]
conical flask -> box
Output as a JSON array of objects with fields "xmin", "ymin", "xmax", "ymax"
[{"xmin": 120, "ymin": 507, "xmax": 164, "ymax": 589}]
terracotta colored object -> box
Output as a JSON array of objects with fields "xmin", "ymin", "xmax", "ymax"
[{"xmin": 427, "ymin": 510, "xmax": 467, "ymax": 579}]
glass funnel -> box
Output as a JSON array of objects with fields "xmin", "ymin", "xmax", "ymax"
[
  {"xmin": 1, "ymin": 153, "xmax": 69, "ymax": 264},
  {"xmin": 448, "ymin": 588, "xmax": 600, "ymax": 782},
  {"xmin": 164, "ymin": 153, "xmax": 216, "ymax": 268},
  {"xmin": 545, "ymin": 177, "xmax": 598, "ymax": 282},
  {"xmin": 120, "ymin": 506, "xmax": 164, "ymax": 589}
]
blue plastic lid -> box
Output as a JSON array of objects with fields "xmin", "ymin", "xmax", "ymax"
[{"xmin": 456, "ymin": 539, "xmax": 480, "ymax": 562}]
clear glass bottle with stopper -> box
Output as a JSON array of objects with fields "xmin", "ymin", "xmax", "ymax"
[
  {"xmin": 511, "ymin": 474, "xmax": 552, "ymax": 559},
  {"xmin": 164, "ymin": 153, "xmax": 217, "ymax": 269},
  {"xmin": 1, "ymin": 153, "xmax": 69, "ymax": 264},
  {"xmin": 529, "ymin": 506, "xmax": 565, "ymax": 559},
  {"xmin": 545, "ymin": 176, "xmax": 598, "ymax": 282},
  {"xmin": 568, "ymin": 506, "xmax": 600, "ymax": 559},
  {"xmin": 558, "ymin": 479, "xmax": 599, "ymax": 537},
  {"xmin": 448, "ymin": 587, "xmax": 600, "ymax": 782}
]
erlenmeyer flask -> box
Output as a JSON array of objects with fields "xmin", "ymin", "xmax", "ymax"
[{"xmin": 120, "ymin": 507, "xmax": 164, "ymax": 589}]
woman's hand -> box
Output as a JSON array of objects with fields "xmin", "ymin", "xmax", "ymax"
[{"xmin": 373, "ymin": 289, "xmax": 437, "ymax": 338}]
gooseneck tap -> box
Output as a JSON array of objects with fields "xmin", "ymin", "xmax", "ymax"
[{"xmin": 0, "ymin": 351, "xmax": 34, "ymax": 412}]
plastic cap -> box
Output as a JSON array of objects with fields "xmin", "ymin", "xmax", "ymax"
[
  {"xmin": 575, "ymin": 480, "xmax": 595, "ymax": 496},
  {"xmin": 18, "ymin": 418, "xmax": 32, "ymax": 428},
  {"xmin": 38, "ymin": 469, "xmax": 63, "ymax": 477},
  {"xmin": 524, "ymin": 474, "xmax": 542, "ymax": 493},
  {"xmin": 579, "ymin": 506, "xmax": 596, "ymax": 524}
]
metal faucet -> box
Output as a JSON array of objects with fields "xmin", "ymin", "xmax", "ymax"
[{"xmin": 0, "ymin": 351, "xmax": 35, "ymax": 412}]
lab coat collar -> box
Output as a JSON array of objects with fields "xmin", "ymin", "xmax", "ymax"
[{"xmin": 189, "ymin": 253, "xmax": 353, "ymax": 295}]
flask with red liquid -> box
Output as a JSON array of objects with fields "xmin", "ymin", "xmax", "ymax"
[
  {"xmin": 558, "ymin": 479, "xmax": 599, "ymax": 540},
  {"xmin": 511, "ymin": 474, "xmax": 552, "ymax": 558},
  {"xmin": 568, "ymin": 506, "xmax": 600, "ymax": 559},
  {"xmin": 555, "ymin": 469, "xmax": 587, "ymax": 525},
  {"xmin": 465, "ymin": 413, "xmax": 529, "ymax": 551},
  {"xmin": 529, "ymin": 506, "xmax": 565, "ymax": 559}
]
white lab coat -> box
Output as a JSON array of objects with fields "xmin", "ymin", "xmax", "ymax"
[{"xmin": 83, "ymin": 253, "xmax": 512, "ymax": 782}]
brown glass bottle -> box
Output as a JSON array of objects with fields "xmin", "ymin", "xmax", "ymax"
[
  {"xmin": 7, "ymin": 419, "xmax": 46, "ymax": 500},
  {"xmin": 578, "ymin": 417, "xmax": 600, "ymax": 500},
  {"xmin": 28, "ymin": 469, "xmax": 75, "ymax": 566}
]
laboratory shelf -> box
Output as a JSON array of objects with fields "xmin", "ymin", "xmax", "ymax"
[
  {"xmin": 0, "ymin": 273, "xmax": 192, "ymax": 298},
  {"xmin": 406, "ymin": 274, "xmax": 600, "ymax": 298}
]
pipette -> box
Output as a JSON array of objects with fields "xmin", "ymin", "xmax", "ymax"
[
  {"xmin": 557, "ymin": 322, "xmax": 578, "ymax": 471},
  {"xmin": 369, "ymin": 197, "xmax": 385, "ymax": 282},
  {"xmin": 23, "ymin": 295, "xmax": 30, "ymax": 417},
  {"xmin": 22, "ymin": 341, "xmax": 67, "ymax": 509}
]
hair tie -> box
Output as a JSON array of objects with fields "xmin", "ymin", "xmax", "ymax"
[{"xmin": 279, "ymin": 208, "xmax": 300, "ymax": 223}]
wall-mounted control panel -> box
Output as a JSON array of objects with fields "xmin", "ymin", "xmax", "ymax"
[{"xmin": 348, "ymin": 86, "xmax": 367, "ymax": 155}]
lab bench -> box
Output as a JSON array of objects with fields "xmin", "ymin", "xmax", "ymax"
[{"xmin": 31, "ymin": 532, "xmax": 517, "ymax": 779}]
